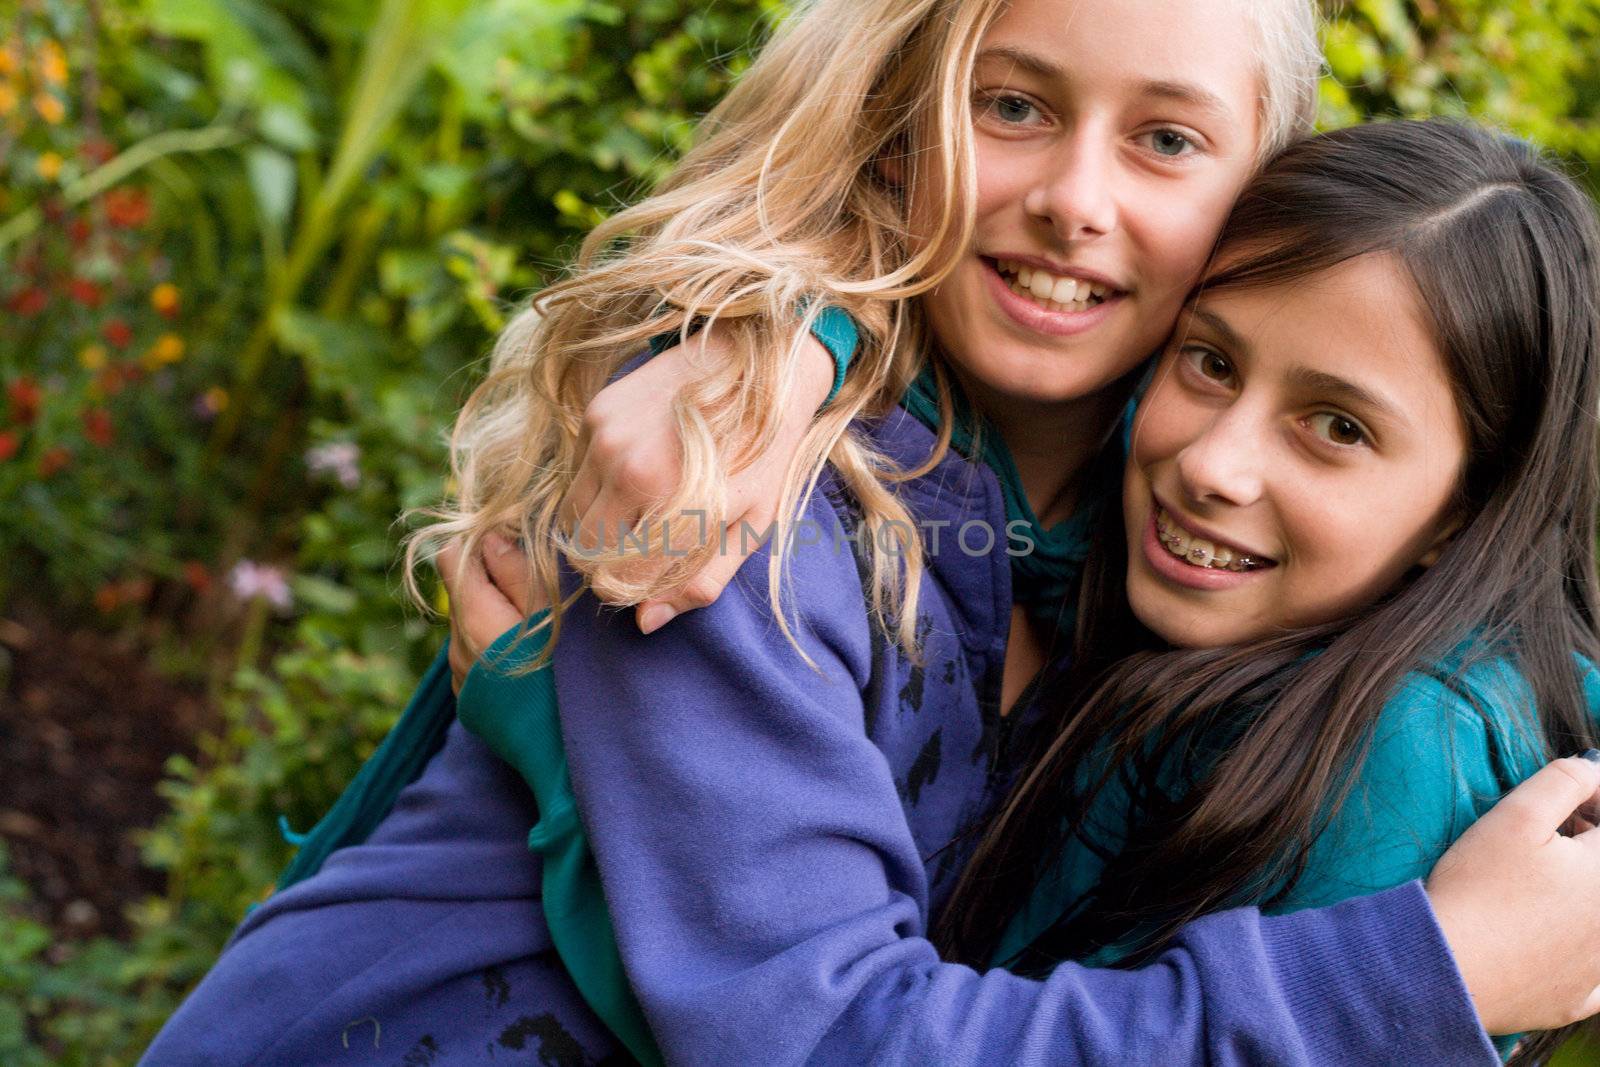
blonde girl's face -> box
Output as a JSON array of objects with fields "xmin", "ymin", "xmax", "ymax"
[
  {"xmin": 921, "ymin": 0, "xmax": 1264, "ymax": 411},
  {"xmin": 1122, "ymin": 254, "xmax": 1469, "ymax": 648}
]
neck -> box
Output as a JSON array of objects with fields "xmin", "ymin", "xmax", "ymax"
[{"xmin": 955, "ymin": 370, "xmax": 1134, "ymax": 528}]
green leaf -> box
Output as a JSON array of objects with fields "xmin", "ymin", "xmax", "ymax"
[{"xmin": 245, "ymin": 146, "xmax": 297, "ymax": 235}]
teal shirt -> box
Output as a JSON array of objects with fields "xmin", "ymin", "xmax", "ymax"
[{"xmin": 993, "ymin": 652, "xmax": 1600, "ymax": 1060}]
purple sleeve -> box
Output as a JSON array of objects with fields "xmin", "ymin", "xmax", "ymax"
[{"xmin": 551, "ymin": 495, "xmax": 1495, "ymax": 1067}]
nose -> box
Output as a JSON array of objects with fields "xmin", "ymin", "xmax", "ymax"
[
  {"xmin": 1023, "ymin": 124, "xmax": 1118, "ymax": 242},
  {"xmin": 1174, "ymin": 406, "xmax": 1266, "ymax": 509}
]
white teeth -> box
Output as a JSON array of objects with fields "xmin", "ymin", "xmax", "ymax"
[
  {"xmin": 1156, "ymin": 507, "xmax": 1261, "ymax": 572},
  {"xmin": 995, "ymin": 259, "xmax": 1111, "ymax": 312}
]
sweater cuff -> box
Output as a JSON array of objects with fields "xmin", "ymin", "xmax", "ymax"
[{"xmin": 1259, "ymin": 880, "xmax": 1497, "ymax": 1064}]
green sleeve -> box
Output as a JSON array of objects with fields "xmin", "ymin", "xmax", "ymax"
[
  {"xmin": 1272, "ymin": 658, "xmax": 1546, "ymax": 1062},
  {"xmin": 456, "ymin": 615, "xmax": 664, "ymax": 1067},
  {"xmin": 1274, "ymin": 659, "xmax": 1543, "ymax": 914}
]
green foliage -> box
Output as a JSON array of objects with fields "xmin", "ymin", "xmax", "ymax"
[{"xmin": 1, "ymin": 0, "xmax": 1598, "ymax": 1063}]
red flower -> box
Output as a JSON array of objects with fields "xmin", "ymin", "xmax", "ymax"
[
  {"xmin": 95, "ymin": 367, "xmax": 126, "ymax": 396},
  {"xmin": 103, "ymin": 318, "xmax": 133, "ymax": 348},
  {"xmin": 103, "ymin": 187, "xmax": 150, "ymax": 229},
  {"xmin": 94, "ymin": 584, "xmax": 121, "ymax": 614},
  {"xmin": 38, "ymin": 445, "xmax": 71, "ymax": 477},
  {"xmin": 0, "ymin": 431, "xmax": 18, "ymax": 461},
  {"xmin": 67, "ymin": 217, "xmax": 92, "ymax": 247},
  {"xmin": 181, "ymin": 560, "xmax": 212, "ymax": 595},
  {"xmin": 7, "ymin": 377, "xmax": 41, "ymax": 425},
  {"xmin": 81, "ymin": 138, "xmax": 116, "ymax": 166},
  {"xmin": 82, "ymin": 407, "xmax": 113, "ymax": 447},
  {"xmin": 6, "ymin": 287, "xmax": 47, "ymax": 317},
  {"xmin": 68, "ymin": 278, "xmax": 104, "ymax": 308}
]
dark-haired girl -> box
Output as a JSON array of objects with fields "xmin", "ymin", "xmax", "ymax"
[{"xmin": 933, "ymin": 118, "xmax": 1600, "ymax": 1064}]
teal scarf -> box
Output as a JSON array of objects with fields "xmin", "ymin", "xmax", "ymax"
[{"xmin": 899, "ymin": 367, "xmax": 1113, "ymax": 635}]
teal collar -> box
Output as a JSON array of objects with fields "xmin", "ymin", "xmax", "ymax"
[{"xmin": 900, "ymin": 366, "xmax": 1120, "ymax": 634}]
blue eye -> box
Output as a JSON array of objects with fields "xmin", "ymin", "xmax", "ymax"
[
  {"xmin": 986, "ymin": 94, "xmax": 1039, "ymax": 125},
  {"xmin": 1147, "ymin": 129, "xmax": 1195, "ymax": 157}
]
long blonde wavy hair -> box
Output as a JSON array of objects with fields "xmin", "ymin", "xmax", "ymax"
[{"xmin": 403, "ymin": 0, "xmax": 1323, "ymax": 668}]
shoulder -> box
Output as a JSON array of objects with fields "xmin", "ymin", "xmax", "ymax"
[{"xmin": 1275, "ymin": 656, "xmax": 1543, "ymax": 913}]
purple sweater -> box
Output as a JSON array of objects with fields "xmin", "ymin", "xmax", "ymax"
[
  {"xmin": 142, "ymin": 403, "xmax": 1496, "ymax": 1066},
  {"xmin": 542, "ymin": 403, "xmax": 1495, "ymax": 1064}
]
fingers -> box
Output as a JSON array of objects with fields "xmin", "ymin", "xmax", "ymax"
[
  {"xmin": 562, "ymin": 461, "xmax": 602, "ymax": 538},
  {"xmin": 1490, "ymin": 755, "xmax": 1600, "ymax": 842},
  {"xmin": 482, "ymin": 533, "xmax": 544, "ymax": 616},
  {"xmin": 437, "ymin": 537, "xmax": 524, "ymax": 655},
  {"xmin": 633, "ymin": 508, "xmax": 771, "ymax": 634}
]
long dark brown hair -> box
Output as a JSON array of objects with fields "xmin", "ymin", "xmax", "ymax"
[{"xmin": 936, "ymin": 120, "xmax": 1600, "ymax": 1063}]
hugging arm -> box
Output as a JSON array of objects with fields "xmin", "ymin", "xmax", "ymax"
[{"xmin": 539, "ymin": 493, "xmax": 1507, "ymax": 1067}]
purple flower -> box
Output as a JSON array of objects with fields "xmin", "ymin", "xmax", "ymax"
[{"xmin": 228, "ymin": 560, "xmax": 292, "ymax": 610}]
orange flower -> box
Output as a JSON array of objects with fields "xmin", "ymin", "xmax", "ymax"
[
  {"xmin": 37, "ymin": 41, "xmax": 67, "ymax": 86},
  {"xmin": 150, "ymin": 282, "xmax": 180, "ymax": 318},
  {"xmin": 201, "ymin": 386, "xmax": 229, "ymax": 413},
  {"xmin": 143, "ymin": 333, "xmax": 185, "ymax": 371},
  {"xmin": 35, "ymin": 151, "xmax": 62, "ymax": 181},
  {"xmin": 32, "ymin": 91, "xmax": 64, "ymax": 125},
  {"xmin": 0, "ymin": 46, "xmax": 16, "ymax": 76},
  {"xmin": 78, "ymin": 344, "xmax": 108, "ymax": 371},
  {"xmin": 94, "ymin": 583, "xmax": 120, "ymax": 614},
  {"xmin": 0, "ymin": 83, "xmax": 16, "ymax": 117}
]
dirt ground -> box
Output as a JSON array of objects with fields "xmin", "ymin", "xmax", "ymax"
[{"xmin": 0, "ymin": 605, "xmax": 209, "ymax": 940}]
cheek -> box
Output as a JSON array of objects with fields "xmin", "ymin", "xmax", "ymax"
[
  {"xmin": 1126, "ymin": 175, "xmax": 1247, "ymax": 292},
  {"xmin": 1130, "ymin": 374, "xmax": 1200, "ymax": 468},
  {"xmin": 1273, "ymin": 487, "xmax": 1436, "ymax": 628}
]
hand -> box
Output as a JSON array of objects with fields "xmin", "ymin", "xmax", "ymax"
[
  {"xmin": 567, "ymin": 322, "xmax": 835, "ymax": 634},
  {"xmin": 435, "ymin": 533, "xmax": 545, "ymax": 695},
  {"xmin": 1426, "ymin": 754, "xmax": 1600, "ymax": 1034}
]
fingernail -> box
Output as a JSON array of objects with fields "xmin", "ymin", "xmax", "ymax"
[
  {"xmin": 1582, "ymin": 749, "xmax": 1600, "ymax": 764},
  {"xmin": 638, "ymin": 604, "xmax": 677, "ymax": 635}
]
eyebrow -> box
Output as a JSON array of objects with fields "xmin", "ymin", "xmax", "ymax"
[
  {"xmin": 1282, "ymin": 367, "xmax": 1407, "ymax": 428},
  {"xmin": 1187, "ymin": 305, "xmax": 1407, "ymax": 426},
  {"xmin": 1136, "ymin": 78, "xmax": 1236, "ymax": 122},
  {"xmin": 976, "ymin": 45, "xmax": 1064, "ymax": 82},
  {"xmin": 974, "ymin": 47, "xmax": 1235, "ymax": 122}
]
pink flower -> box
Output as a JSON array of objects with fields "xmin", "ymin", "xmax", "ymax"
[
  {"xmin": 228, "ymin": 560, "xmax": 292, "ymax": 610},
  {"xmin": 305, "ymin": 441, "xmax": 361, "ymax": 489}
]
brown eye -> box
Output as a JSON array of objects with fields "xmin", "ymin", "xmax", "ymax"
[
  {"xmin": 1309, "ymin": 412, "xmax": 1367, "ymax": 447},
  {"xmin": 1186, "ymin": 347, "xmax": 1234, "ymax": 384}
]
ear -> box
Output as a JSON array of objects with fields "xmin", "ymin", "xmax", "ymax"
[
  {"xmin": 874, "ymin": 149, "xmax": 903, "ymax": 188},
  {"xmin": 1416, "ymin": 515, "xmax": 1464, "ymax": 569}
]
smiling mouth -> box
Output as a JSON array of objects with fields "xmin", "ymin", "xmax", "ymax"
[
  {"xmin": 991, "ymin": 258, "xmax": 1118, "ymax": 313},
  {"xmin": 1155, "ymin": 507, "xmax": 1275, "ymax": 573}
]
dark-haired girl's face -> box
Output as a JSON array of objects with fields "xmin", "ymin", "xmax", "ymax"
[{"xmin": 1122, "ymin": 253, "xmax": 1468, "ymax": 648}]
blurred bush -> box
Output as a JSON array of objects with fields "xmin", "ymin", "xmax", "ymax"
[{"xmin": 0, "ymin": 0, "xmax": 1596, "ymax": 1061}]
